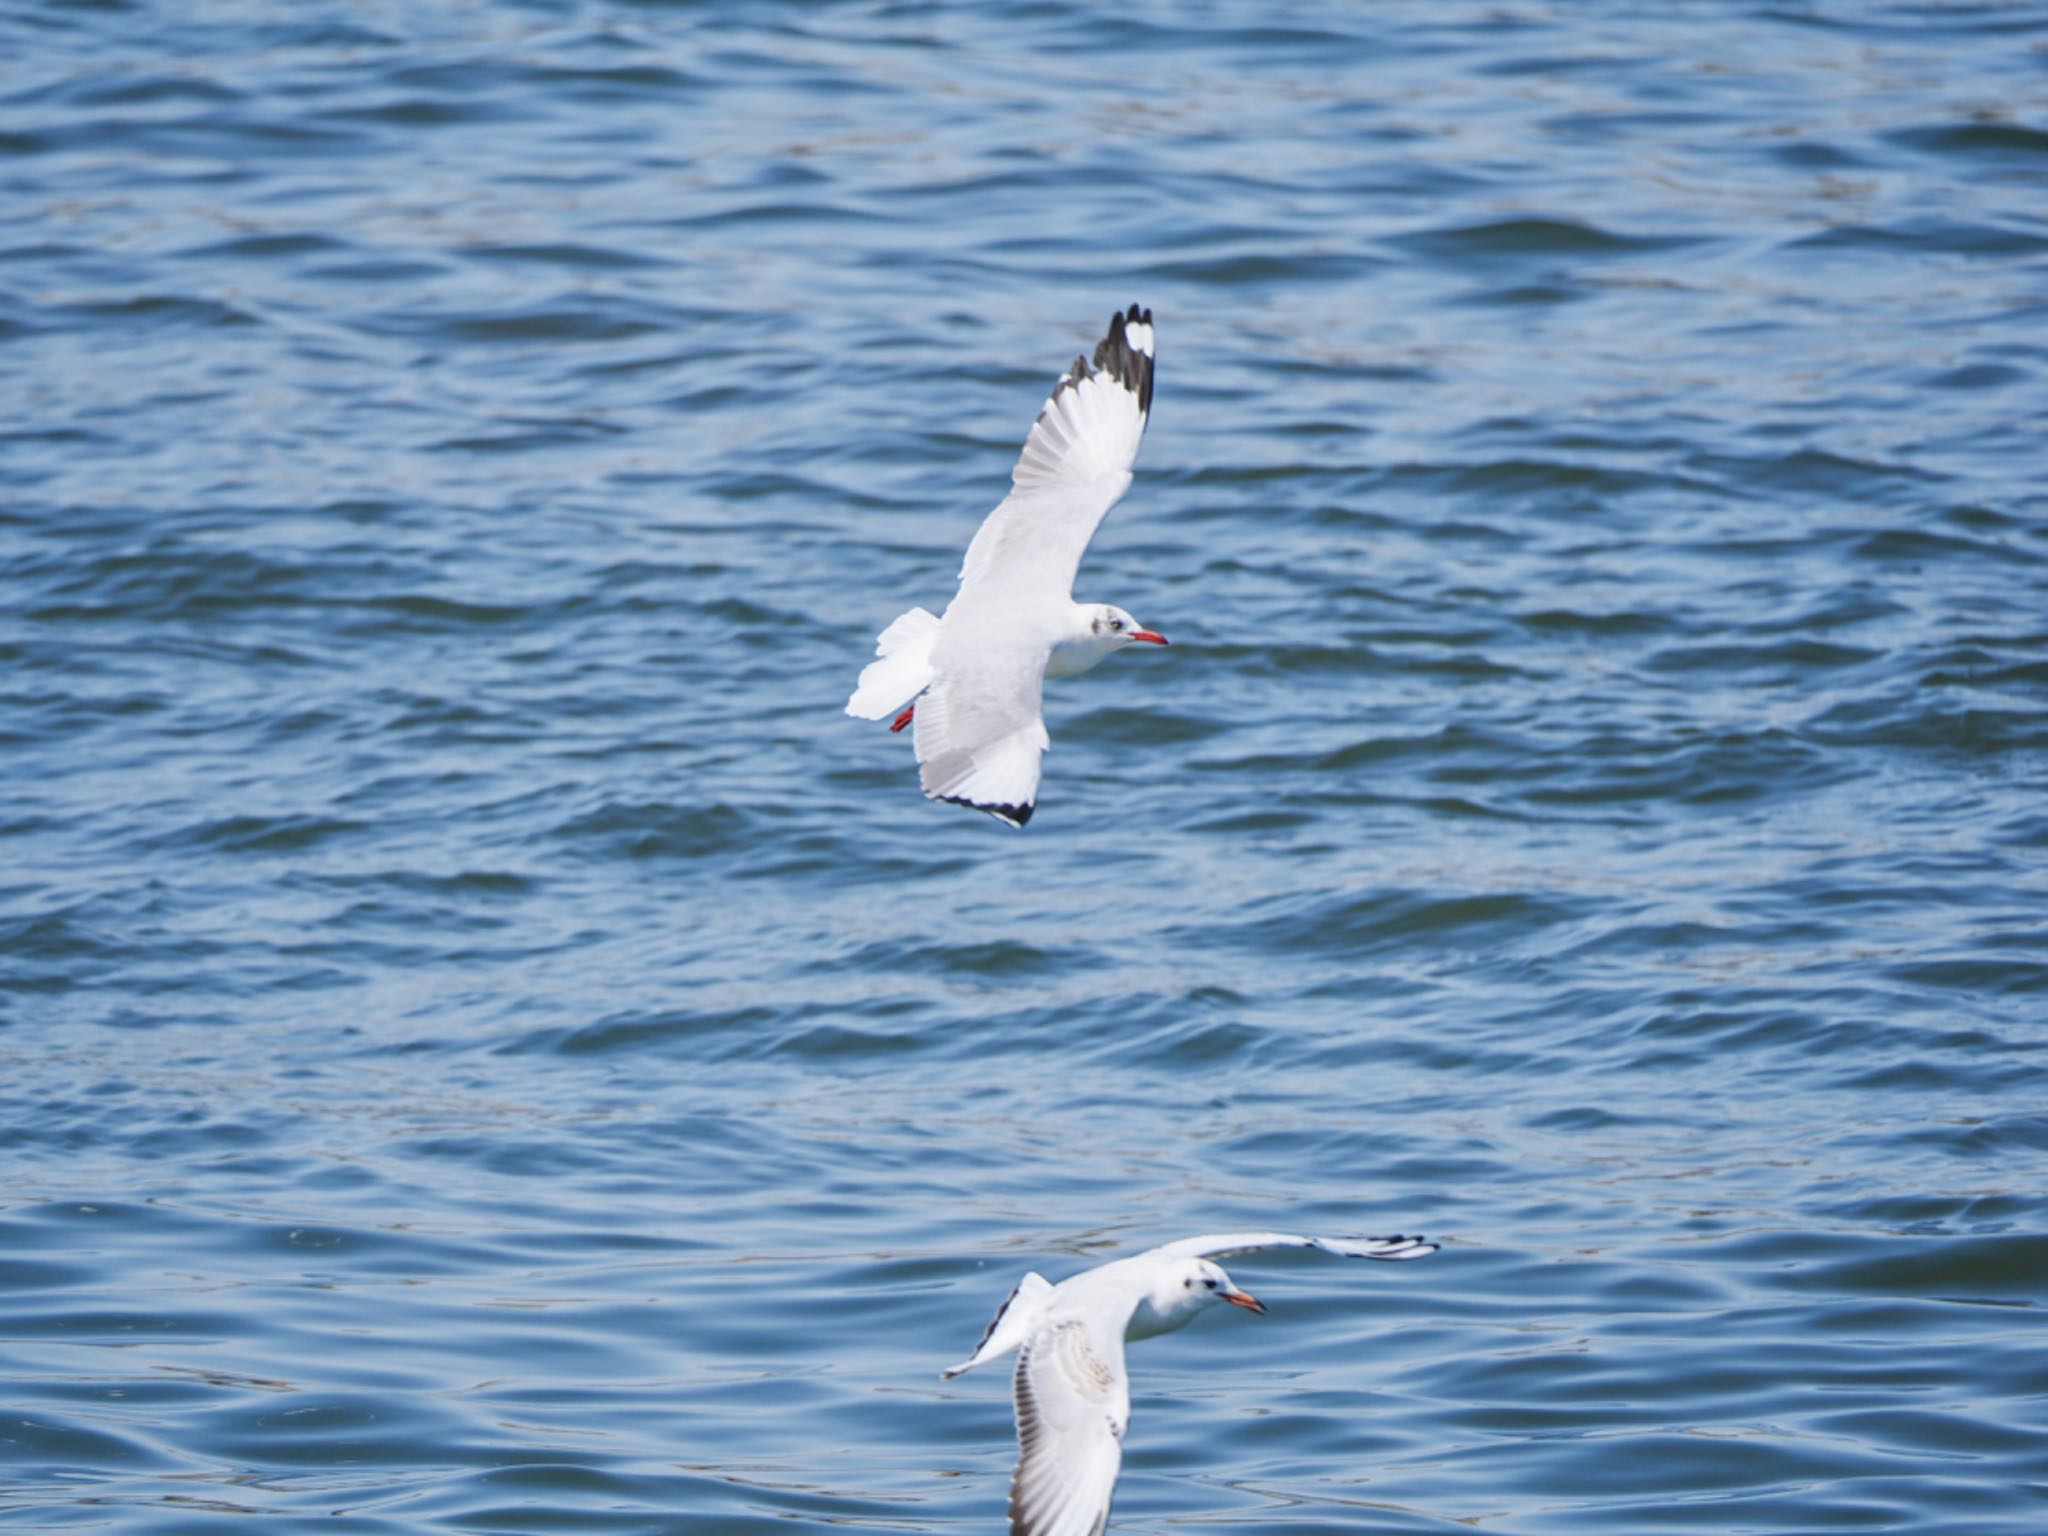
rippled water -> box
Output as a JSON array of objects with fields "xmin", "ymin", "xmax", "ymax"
[{"xmin": 4, "ymin": 2, "xmax": 2047, "ymax": 1532}]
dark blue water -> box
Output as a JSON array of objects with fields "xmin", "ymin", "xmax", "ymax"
[{"xmin": 4, "ymin": 3, "xmax": 2046, "ymax": 1531}]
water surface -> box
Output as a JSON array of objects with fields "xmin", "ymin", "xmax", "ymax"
[{"xmin": 3, "ymin": 3, "xmax": 2046, "ymax": 1532}]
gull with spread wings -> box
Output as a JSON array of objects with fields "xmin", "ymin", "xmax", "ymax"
[
  {"xmin": 942, "ymin": 1230, "xmax": 1439, "ymax": 1536},
  {"xmin": 846, "ymin": 305, "xmax": 1167, "ymax": 827}
]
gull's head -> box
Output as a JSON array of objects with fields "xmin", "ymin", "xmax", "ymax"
[
  {"xmin": 1161, "ymin": 1258, "xmax": 1265, "ymax": 1321},
  {"xmin": 1051, "ymin": 603, "xmax": 1170, "ymax": 680},
  {"xmin": 1091, "ymin": 604, "xmax": 1167, "ymax": 649}
]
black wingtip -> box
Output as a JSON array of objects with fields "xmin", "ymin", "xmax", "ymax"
[
  {"xmin": 1369, "ymin": 1235, "xmax": 1440, "ymax": 1259},
  {"xmin": 939, "ymin": 794, "xmax": 1034, "ymax": 827},
  {"xmin": 1093, "ymin": 303, "xmax": 1154, "ymax": 417}
]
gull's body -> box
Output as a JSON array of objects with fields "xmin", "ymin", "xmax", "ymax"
[
  {"xmin": 942, "ymin": 1231, "xmax": 1439, "ymax": 1536},
  {"xmin": 846, "ymin": 305, "xmax": 1167, "ymax": 826}
]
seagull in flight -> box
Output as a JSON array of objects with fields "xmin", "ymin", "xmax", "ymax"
[
  {"xmin": 942, "ymin": 1230, "xmax": 1439, "ymax": 1536},
  {"xmin": 846, "ymin": 305, "xmax": 1167, "ymax": 826}
]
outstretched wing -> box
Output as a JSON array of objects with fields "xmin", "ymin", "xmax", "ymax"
[
  {"xmin": 1150, "ymin": 1232, "xmax": 1439, "ymax": 1263},
  {"xmin": 912, "ymin": 638, "xmax": 1050, "ymax": 826},
  {"xmin": 1008, "ymin": 1317, "xmax": 1129, "ymax": 1536},
  {"xmin": 954, "ymin": 305, "xmax": 1154, "ymax": 608}
]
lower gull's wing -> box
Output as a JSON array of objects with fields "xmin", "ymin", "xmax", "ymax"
[
  {"xmin": 1008, "ymin": 1317, "xmax": 1129, "ymax": 1536},
  {"xmin": 1150, "ymin": 1232, "xmax": 1439, "ymax": 1263}
]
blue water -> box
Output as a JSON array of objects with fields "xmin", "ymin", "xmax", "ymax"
[{"xmin": 4, "ymin": 2, "xmax": 2047, "ymax": 1531}]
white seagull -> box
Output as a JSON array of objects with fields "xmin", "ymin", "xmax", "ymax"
[
  {"xmin": 846, "ymin": 304, "xmax": 1167, "ymax": 826},
  {"xmin": 942, "ymin": 1231, "xmax": 1439, "ymax": 1536}
]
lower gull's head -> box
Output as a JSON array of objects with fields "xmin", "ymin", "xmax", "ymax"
[
  {"xmin": 1091, "ymin": 604, "xmax": 1167, "ymax": 650},
  {"xmin": 1151, "ymin": 1257, "xmax": 1265, "ymax": 1328}
]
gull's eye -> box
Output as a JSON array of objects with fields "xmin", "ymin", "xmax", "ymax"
[
  {"xmin": 1110, "ymin": 618, "xmax": 1124, "ymax": 631},
  {"xmin": 1204, "ymin": 1278, "xmax": 1217, "ymax": 1289}
]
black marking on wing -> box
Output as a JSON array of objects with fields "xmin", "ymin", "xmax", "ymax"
[
  {"xmin": 1044, "ymin": 303, "xmax": 1153, "ymax": 422},
  {"xmin": 1007, "ymin": 1347, "xmax": 1044, "ymax": 1536},
  {"xmin": 940, "ymin": 794, "xmax": 1035, "ymax": 827},
  {"xmin": 1093, "ymin": 303, "xmax": 1153, "ymax": 417},
  {"xmin": 973, "ymin": 1278, "xmax": 1028, "ymax": 1357}
]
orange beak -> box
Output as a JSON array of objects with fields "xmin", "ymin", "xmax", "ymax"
[
  {"xmin": 1128, "ymin": 629, "xmax": 1168, "ymax": 646},
  {"xmin": 1222, "ymin": 1288, "xmax": 1266, "ymax": 1314}
]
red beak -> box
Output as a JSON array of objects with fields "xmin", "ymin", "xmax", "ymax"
[
  {"xmin": 1222, "ymin": 1288, "xmax": 1266, "ymax": 1315},
  {"xmin": 1128, "ymin": 629, "xmax": 1167, "ymax": 646}
]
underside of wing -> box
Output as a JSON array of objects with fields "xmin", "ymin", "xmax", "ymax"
[
  {"xmin": 957, "ymin": 305, "xmax": 1155, "ymax": 605},
  {"xmin": 913, "ymin": 645, "xmax": 1051, "ymax": 826},
  {"xmin": 1152, "ymin": 1232, "xmax": 1440, "ymax": 1263},
  {"xmin": 1008, "ymin": 1320, "xmax": 1127, "ymax": 1536}
]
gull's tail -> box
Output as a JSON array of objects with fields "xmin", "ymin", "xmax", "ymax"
[{"xmin": 846, "ymin": 607, "xmax": 940, "ymax": 720}]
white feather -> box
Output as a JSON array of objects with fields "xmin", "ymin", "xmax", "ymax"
[{"xmin": 845, "ymin": 606, "xmax": 939, "ymax": 719}]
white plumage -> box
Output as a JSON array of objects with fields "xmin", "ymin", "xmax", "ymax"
[
  {"xmin": 942, "ymin": 1230, "xmax": 1439, "ymax": 1536},
  {"xmin": 846, "ymin": 305, "xmax": 1167, "ymax": 827}
]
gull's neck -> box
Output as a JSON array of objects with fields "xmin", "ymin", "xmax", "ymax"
[{"xmin": 1125, "ymin": 1277, "xmax": 1208, "ymax": 1342}]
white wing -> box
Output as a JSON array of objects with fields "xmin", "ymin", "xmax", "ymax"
[
  {"xmin": 1150, "ymin": 1232, "xmax": 1439, "ymax": 1263},
  {"xmin": 913, "ymin": 634, "xmax": 1049, "ymax": 826},
  {"xmin": 955, "ymin": 305, "xmax": 1154, "ymax": 607},
  {"xmin": 1008, "ymin": 1316, "xmax": 1130, "ymax": 1536}
]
